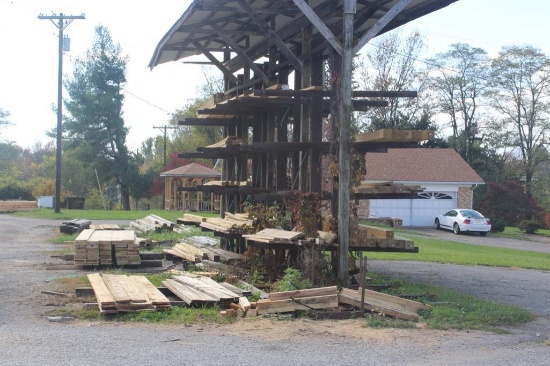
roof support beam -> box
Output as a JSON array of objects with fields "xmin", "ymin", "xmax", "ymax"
[
  {"xmin": 353, "ymin": 0, "xmax": 412, "ymax": 54},
  {"xmin": 236, "ymin": 0, "xmax": 303, "ymax": 74},
  {"xmin": 211, "ymin": 24, "xmax": 270, "ymax": 86},
  {"xmin": 292, "ymin": 0, "xmax": 343, "ymax": 56},
  {"xmin": 192, "ymin": 41, "xmax": 240, "ymax": 84}
]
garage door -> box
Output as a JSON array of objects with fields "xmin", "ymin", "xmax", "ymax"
[{"xmin": 369, "ymin": 192, "xmax": 456, "ymax": 227}]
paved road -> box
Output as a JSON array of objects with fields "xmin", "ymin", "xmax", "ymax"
[{"xmin": 1, "ymin": 215, "xmax": 549, "ymax": 365}]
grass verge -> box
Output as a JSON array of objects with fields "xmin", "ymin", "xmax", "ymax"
[
  {"xmin": 13, "ymin": 208, "xmax": 219, "ymax": 221},
  {"xmin": 364, "ymin": 272, "xmax": 533, "ymax": 330},
  {"xmin": 363, "ymin": 235, "xmax": 550, "ymax": 270}
]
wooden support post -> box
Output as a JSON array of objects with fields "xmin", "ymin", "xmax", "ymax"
[{"xmin": 337, "ymin": 0, "xmax": 356, "ymax": 287}]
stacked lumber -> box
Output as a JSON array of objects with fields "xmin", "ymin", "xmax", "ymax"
[
  {"xmin": 0, "ymin": 200, "xmax": 37, "ymax": 212},
  {"xmin": 205, "ymin": 136, "xmax": 243, "ymax": 148},
  {"xmin": 163, "ymin": 240, "xmax": 243, "ymax": 264},
  {"xmin": 348, "ymin": 222, "xmax": 414, "ymax": 250},
  {"xmin": 355, "ymin": 129, "xmax": 434, "ymax": 143},
  {"xmin": 89, "ymin": 224, "xmax": 121, "ymax": 230},
  {"xmin": 355, "ymin": 181, "xmax": 424, "ymax": 194},
  {"xmin": 87, "ymin": 273, "xmax": 171, "ymax": 313},
  {"xmin": 177, "ymin": 213, "xmax": 254, "ymax": 236},
  {"xmin": 60, "ymin": 219, "xmax": 92, "ymax": 234},
  {"xmin": 339, "ymin": 287, "xmax": 430, "ymax": 321},
  {"xmin": 365, "ymin": 217, "xmax": 403, "ymax": 228},
  {"xmin": 129, "ymin": 214, "xmax": 175, "ymax": 233},
  {"xmin": 255, "ymin": 286, "xmax": 338, "ymax": 315},
  {"xmin": 162, "ymin": 275, "xmax": 239, "ymax": 307},
  {"xmin": 243, "ymin": 228, "xmax": 305, "ymax": 244},
  {"xmin": 203, "ymin": 180, "xmax": 251, "ymax": 187},
  {"xmin": 74, "ymin": 229, "xmax": 140, "ymax": 266}
]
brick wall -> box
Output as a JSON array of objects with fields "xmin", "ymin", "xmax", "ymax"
[{"xmin": 457, "ymin": 187, "xmax": 473, "ymax": 209}]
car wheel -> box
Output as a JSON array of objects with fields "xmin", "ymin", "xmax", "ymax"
[
  {"xmin": 453, "ymin": 223, "xmax": 461, "ymax": 235},
  {"xmin": 434, "ymin": 218, "xmax": 440, "ymax": 230},
  {"xmin": 479, "ymin": 232, "xmax": 487, "ymax": 236}
]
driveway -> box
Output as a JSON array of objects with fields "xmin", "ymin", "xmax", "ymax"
[
  {"xmin": 400, "ymin": 226, "xmax": 550, "ymax": 254},
  {"xmin": 1, "ymin": 215, "xmax": 549, "ymax": 365}
]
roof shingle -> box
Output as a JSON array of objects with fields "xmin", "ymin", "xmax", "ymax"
[{"xmin": 365, "ymin": 149, "xmax": 484, "ymax": 183}]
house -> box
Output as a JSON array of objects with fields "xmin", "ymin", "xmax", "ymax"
[
  {"xmin": 361, "ymin": 148, "xmax": 484, "ymax": 227},
  {"xmin": 160, "ymin": 162, "xmax": 221, "ymax": 211}
]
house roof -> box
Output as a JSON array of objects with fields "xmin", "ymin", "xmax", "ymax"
[
  {"xmin": 160, "ymin": 162, "xmax": 221, "ymax": 178},
  {"xmin": 365, "ymin": 149, "xmax": 484, "ymax": 184}
]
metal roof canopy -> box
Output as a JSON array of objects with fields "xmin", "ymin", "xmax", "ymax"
[{"xmin": 149, "ymin": 0, "xmax": 459, "ymax": 72}]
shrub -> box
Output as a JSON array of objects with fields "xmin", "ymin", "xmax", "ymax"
[
  {"xmin": 517, "ymin": 220, "xmax": 541, "ymax": 234},
  {"xmin": 490, "ymin": 219, "xmax": 506, "ymax": 233},
  {"xmin": 273, "ymin": 268, "xmax": 311, "ymax": 292}
]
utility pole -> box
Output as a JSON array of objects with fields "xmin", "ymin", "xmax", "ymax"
[
  {"xmin": 153, "ymin": 125, "xmax": 178, "ymax": 167},
  {"xmin": 38, "ymin": 13, "xmax": 85, "ymax": 213},
  {"xmin": 154, "ymin": 125, "xmax": 178, "ymax": 209}
]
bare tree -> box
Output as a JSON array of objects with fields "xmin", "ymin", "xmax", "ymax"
[
  {"xmin": 428, "ymin": 43, "xmax": 489, "ymax": 163},
  {"xmin": 487, "ymin": 45, "xmax": 550, "ymax": 197},
  {"xmin": 354, "ymin": 30, "xmax": 433, "ymax": 131}
]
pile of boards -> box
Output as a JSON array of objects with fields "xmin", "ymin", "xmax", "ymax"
[
  {"xmin": 0, "ymin": 200, "xmax": 36, "ymax": 212},
  {"xmin": 129, "ymin": 214, "xmax": 176, "ymax": 233},
  {"xmin": 242, "ymin": 228, "xmax": 305, "ymax": 244},
  {"xmin": 87, "ymin": 273, "xmax": 171, "ymax": 313},
  {"xmin": 74, "ymin": 229, "xmax": 141, "ymax": 266},
  {"xmin": 60, "ymin": 219, "xmax": 92, "ymax": 234},
  {"xmin": 164, "ymin": 240, "xmax": 242, "ymax": 264},
  {"xmin": 349, "ymin": 222, "xmax": 414, "ymax": 250},
  {"xmin": 162, "ymin": 274, "xmax": 250, "ymax": 309},
  {"xmin": 354, "ymin": 181, "xmax": 424, "ymax": 195},
  {"xmin": 235, "ymin": 286, "xmax": 429, "ymax": 321},
  {"xmin": 178, "ymin": 212, "xmax": 254, "ymax": 235}
]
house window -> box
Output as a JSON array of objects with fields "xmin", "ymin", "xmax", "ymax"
[{"xmin": 418, "ymin": 192, "xmax": 453, "ymax": 199}]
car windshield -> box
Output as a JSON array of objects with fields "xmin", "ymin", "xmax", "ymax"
[{"xmin": 459, "ymin": 210, "xmax": 483, "ymax": 219}]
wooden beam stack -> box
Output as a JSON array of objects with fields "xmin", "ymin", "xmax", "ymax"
[
  {"xmin": 0, "ymin": 200, "xmax": 37, "ymax": 212},
  {"xmin": 255, "ymin": 286, "xmax": 338, "ymax": 315},
  {"xmin": 162, "ymin": 275, "xmax": 240, "ymax": 307},
  {"xmin": 74, "ymin": 229, "xmax": 141, "ymax": 266},
  {"xmin": 87, "ymin": 273, "xmax": 171, "ymax": 313}
]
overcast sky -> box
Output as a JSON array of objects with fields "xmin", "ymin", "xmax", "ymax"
[{"xmin": 1, "ymin": 0, "xmax": 549, "ymax": 150}]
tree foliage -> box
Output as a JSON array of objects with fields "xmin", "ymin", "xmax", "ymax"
[
  {"xmin": 487, "ymin": 45, "xmax": 550, "ymax": 197},
  {"xmin": 476, "ymin": 182, "xmax": 544, "ymax": 226},
  {"xmin": 428, "ymin": 43, "xmax": 489, "ymax": 164},
  {"xmin": 63, "ymin": 25, "xmax": 147, "ymax": 210},
  {"xmin": 0, "ymin": 108, "xmax": 11, "ymax": 138},
  {"xmin": 355, "ymin": 31, "xmax": 435, "ymax": 132}
]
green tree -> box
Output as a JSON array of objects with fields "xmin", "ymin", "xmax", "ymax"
[
  {"xmin": 487, "ymin": 45, "xmax": 550, "ymax": 197},
  {"xmin": 0, "ymin": 108, "xmax": 11, "ymax": 139},
  {"xmin": 63, "ymin": 25, "xmax": 137, "ymax": 210},
  {"xmin": 428, "ymin": 43, "xmax": 489, "ymax": 164}
]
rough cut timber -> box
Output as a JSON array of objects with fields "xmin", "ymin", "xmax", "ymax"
[
  {"xmin": 87, "ymin": 273, "xmax": 170, "ymax": 313},
  {"xmin": 75, "ymin": 229, "xmax": 140, "ymax": 266},
  {"xmin": 338, "ymin": 288, "xmax": 430, "ymax": 321},
  {"xmin": 0, "ymin": 200, "xmax": 37, "ymax": 212}
]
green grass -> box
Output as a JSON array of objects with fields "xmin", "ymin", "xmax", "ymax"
[
  {"xmin": 365, "ymin": 273, "xmax": 533, "ymax": 330},
  {"xmin": 12, "ymin": 208, "xmax": 219, "ymax": 221},
  {"xmin": 363, "ymin": 235, "xmax": 550, "ymax": 270}
]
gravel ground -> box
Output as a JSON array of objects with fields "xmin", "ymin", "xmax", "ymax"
[{"xmin": 0, "ymin": 214, "xmax": 549, "ymax": 365}]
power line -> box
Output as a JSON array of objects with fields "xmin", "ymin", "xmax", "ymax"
[
  {"xmin": 38, "ymin": 12, "xmax": 85, "ymax": 214},
  {"xmin": 122, "ymin": 87, "xmax": 173, "ymax": 115}
]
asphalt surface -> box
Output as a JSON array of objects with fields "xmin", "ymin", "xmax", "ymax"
[{"xmin": 0, "ymin": 215, "xmax": 549, "ymax": 365}]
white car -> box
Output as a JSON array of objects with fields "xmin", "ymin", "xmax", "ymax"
[{"xmin": 435, "ymin": 209, "xmax": 492, "ymax": 236}]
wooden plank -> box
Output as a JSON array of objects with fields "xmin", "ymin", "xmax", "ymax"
[
  {"xmin": 87, "ymin": 273, "xmax": 115, "ymax": 307},
  {"xmin": 172, "ymin": 275, "xmax": 238, "ymax": 302},
  {"xmin": 268, "ymin": 286, "xmax": 337, "ymax": 301},
  {"xmin": 254, "ymin": 228, "xmax": 304, "ymax": 241},
  {"xmin": 238, "ymin": 296, "xmax": 252, "ymax": 311},
  {"xmin": 162, "ymin": 279, "xmax": 217, "ymax": 305},
  {"xmin": 131, "ymin": 276, "xmax": 171, "ymax": 306},
  {"xmin": 256, "ymin": 294, "xmax": 338, "ymax": 314},
  {"xmin": 339, "ymin": 288, "xmax": 420, "ymax": 321},
  {"xmin": 356, "ymin": 287, "xmax": 430, "ymax": 313},
  {"xmin": 101, "ymin": 274, "xmax": 132, "ymax": 303}
]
